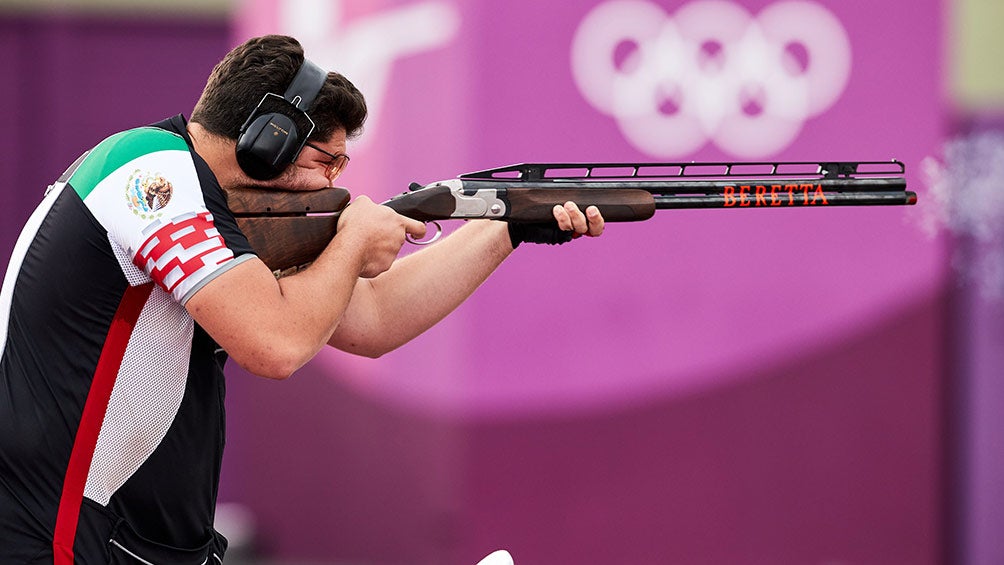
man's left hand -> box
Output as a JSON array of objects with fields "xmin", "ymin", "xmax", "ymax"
[{"xmin": 553, "ymin": 201, "xmax": 604, "ymax": 238}]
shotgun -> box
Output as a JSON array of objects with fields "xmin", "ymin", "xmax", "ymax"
[{"xmin": 225, "ymin": 160, "xmax": 916, "ymax": 272}]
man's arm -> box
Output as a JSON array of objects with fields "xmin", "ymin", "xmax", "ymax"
[
  {"xmin": 185, "ymin": 196, "xmax": 425, "ymax": 379},
  {"xmin": 187, "ymin": 198, "xmax": 600, "ymax": 377},
  {"xmin": 328, "ymin": 203, "xmax": 604, "ymax": 357}
]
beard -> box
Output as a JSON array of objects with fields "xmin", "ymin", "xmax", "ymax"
[{"xmin": 250, "ymin": 162, "xmax": 330, "ymax": 192}]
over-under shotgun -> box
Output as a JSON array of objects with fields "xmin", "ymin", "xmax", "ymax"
[{"xmin": 225, "ymin": 160, "xmax": 916, "ymax": 271}]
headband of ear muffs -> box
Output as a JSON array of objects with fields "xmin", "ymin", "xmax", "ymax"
[{"xmin": 235, "ymin": 58, "xmax": 328, "ymax": 180}]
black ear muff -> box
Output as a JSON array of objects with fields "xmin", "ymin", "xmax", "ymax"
[
  {"xmin": 235, "ymin": 58, "xmax": 328, "ymax": 180},
  {"xmin": 235, "ymin": 113, "xmax": 301, "ymax": 181}
]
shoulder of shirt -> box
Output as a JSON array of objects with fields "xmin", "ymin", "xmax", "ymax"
[
  {"xmin": 94, "ymin": 126, "xmax": 190, "ymax": 156},
  {"xmin": 68, "ymin": 126, "xmax": 193, "ymax": 200}
]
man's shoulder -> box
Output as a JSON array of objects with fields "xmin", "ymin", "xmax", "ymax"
[
  {"xmin": 69, "ymin": 121, "xmax": 193, "ymax": 201},
  {"xmin": 93, "ymin": 114, "xmax": 191, "ymax": 161},
  {"xmin": 95, "ymin": 125, "xmax": 189, "ymax": 159}
]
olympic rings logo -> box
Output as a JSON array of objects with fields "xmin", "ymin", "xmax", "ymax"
[{"xmin": 571, "ymin": 0, "xmax": 852, "ymax": 158}]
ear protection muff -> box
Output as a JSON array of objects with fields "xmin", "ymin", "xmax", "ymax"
[{"xmin": 235, "ymin": 58, "xmax": 328, "ymax": 180}]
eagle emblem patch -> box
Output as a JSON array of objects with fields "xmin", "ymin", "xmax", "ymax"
[{"xmin": 126, "ymin": 170, "xmax": 174, "ymax": 219}]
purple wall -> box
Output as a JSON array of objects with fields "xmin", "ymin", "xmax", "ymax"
[
  {"xmin": 465, "ymin": 296, "xmax": 944, "ymax": 564},
  {"xmin": 225, "ymin": 291, "xmax": 945, "ymax": 564},
  {"xmin": 0, "ymin": 4, "xmax": 955, "ymax": 565},
  {"xmin": 0, "ymin": 14, "xmax": 229, "ymax": 269},
  {"xmin": 952, "ymin": 262, "xmax": 1004, "ymax": 565},
  {"xmin": 943, "ymin": 116, "xmax": 1004, "ymax": 565}
]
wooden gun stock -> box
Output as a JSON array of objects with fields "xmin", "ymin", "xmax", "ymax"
[{"xmin": 223, "ymin": 185, "xmax": 349, "ymax": 272}]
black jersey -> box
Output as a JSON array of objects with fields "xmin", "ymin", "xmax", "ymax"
[{"xmin": 0, "ymin": 115, "xmax": 254, "ymax": 563}]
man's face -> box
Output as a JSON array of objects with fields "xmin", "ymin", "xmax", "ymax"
[{"xmin": 268, "ymin": 127, "xmax": 349, "ymax": 191}]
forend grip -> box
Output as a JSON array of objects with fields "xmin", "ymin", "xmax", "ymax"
[
  {"xmin": 504, "ymin": 188, "xmax": 656, "ymax": 223},
  {"xmin": 222, "ymin": 185, "xmax": 350, "ymax": 272}
]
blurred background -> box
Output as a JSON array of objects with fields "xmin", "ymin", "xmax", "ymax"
[{"xmin": 1, "ymin": 0, "xmax": 1002, "ymax": 563}]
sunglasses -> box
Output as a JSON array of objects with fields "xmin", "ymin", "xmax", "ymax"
[{"xmin": 305, "ymin": 142, "xmax": 350, "ymax": 181}]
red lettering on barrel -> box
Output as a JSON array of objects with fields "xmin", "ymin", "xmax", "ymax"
[
  {"xmin": 812, "ymin": 184, "xmax": 829, "ymax": 205},
  {"xmin": 770, "ymin": 185, "xmax": 781, "ymax": 206},
  {"xmin": 739, "ymin": 185, "xmax": 750, "ymax": 207},
  {"xmin": 801, "ymin": 183, "xmax": 814, "ymax": 205},
  {"xmin": 755, "ymin": 185, "xmax": 767, "ymax": 206},
  {"xmin": 785, "ymin": 184, "xmax": 797, "ymax": 205},
  {"xmin": 724, "ymin": 186, "xmax": 736, "ymax": 206}
]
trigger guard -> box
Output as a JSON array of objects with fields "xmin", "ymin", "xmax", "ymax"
[{"xmin": 407, "ymin": 221, "xmax": 443, "ymax": 246}]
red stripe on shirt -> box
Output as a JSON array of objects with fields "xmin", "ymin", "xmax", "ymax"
[
  {"xmin": 133, "ymin": 211, "xmax": 230, "ymax": 293},
  {"xmin": 52, "ymin": 282, "xmax": 155, "ymax": 564}
]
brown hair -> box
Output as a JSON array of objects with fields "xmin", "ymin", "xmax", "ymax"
[{"xmin": 191, "ymin": 35, "xmax": 367, "ymax": 142}]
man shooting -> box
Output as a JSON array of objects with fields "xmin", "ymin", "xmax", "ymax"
[{"xmin": 0, "ymin": 34, "xmax": 603, "ymax": 563}]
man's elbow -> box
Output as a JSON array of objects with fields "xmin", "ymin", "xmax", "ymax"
[
  {"xmin": 236, "ymin": 358, "xmax": 298, "ymax": 380},
  {"xmin": 344, "ymin": 344, "xmax": 389, "ymax": 360},
  {"xmin": 230, "ymin": 342, "xmax": 316, "ymax": 380},
  {"xmin": 251, "ymin": 363, "xmax": 298, "ymax": 380},
  {"xmin": 332, "ymin": 337, "xmax": 404, "ymax": 360}
]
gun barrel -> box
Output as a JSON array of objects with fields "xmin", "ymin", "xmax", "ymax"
[
  {"xmin": 460, "ymin": 160, "xmax": 908, "ymax": 182},
  {"xmin": 647, "ymin": 177, "xmax": 913, "ymax": 208},
  {"xmin": 458, "ymin": 161, "xmax": 913, "ymax": 211},
  {"xmin": 654, "ymin": 190, "xmax": 917, "ymax": 209}
]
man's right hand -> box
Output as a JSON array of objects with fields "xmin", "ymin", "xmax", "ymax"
[{"xmin": 334, "ymin": 195, "xmax": 427, "ymax": 278}]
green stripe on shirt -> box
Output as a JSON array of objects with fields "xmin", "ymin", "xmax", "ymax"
[{"xmin": 70, "ymin": 127, "xmax": 189, "ymax": 200}]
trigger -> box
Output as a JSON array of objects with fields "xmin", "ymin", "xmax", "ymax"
[{"xmin": 406, "ymin": 221, "xmax": 443, "ymax": 246}]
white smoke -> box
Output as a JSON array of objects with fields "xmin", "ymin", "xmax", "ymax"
[{"xmin": 921, "ymin": 131, "xmax": 1004, "ymax": 299}]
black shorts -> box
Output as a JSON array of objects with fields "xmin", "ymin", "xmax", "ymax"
[{"xmin": 1, "ymin": 496, "xmax": 228, "ymax": 565}]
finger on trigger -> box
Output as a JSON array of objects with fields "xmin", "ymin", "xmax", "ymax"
[{"xmin": 405, "ymin": 218, "xmax": 427, "ymax": 238}]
